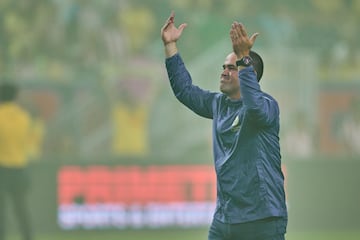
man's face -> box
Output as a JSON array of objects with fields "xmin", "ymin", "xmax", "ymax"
[{"xmin": 220, "ymin": 53, "xmax": 240, "ymax": 99}]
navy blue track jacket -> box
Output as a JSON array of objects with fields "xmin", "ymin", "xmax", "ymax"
[{"xmin": 165, "ymin": 53, "xmax": 288, "ymax": 224}]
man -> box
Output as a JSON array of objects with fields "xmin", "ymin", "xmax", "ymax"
[
  {"xmin": 0, "ymin": 82, "xmax": 33, "ymax": 240},
  {"xmin": 161, "ymin": 12, "xmax": 288, "ymax": 240}
]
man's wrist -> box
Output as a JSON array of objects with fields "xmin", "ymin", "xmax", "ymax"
[
  {"xmin": 237, "ymin": 48, "xmax": 250, "ymax": 57},
  {"xmin": 164, "ymin": 42, "xmax": 178, "ymax": 58},
  {"xmin": 236, "ymin": 55, "xmax": 253, "ymax": 68}
]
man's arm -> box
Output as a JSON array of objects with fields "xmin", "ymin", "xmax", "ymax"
[
  {"xmin": 230, "ymin": 22, "xmax": 278, "ymax": 126},
  {"xmin": 166, "ymin": 53, "xmax": 215, "ymax": 119},
  {"xmin": 161, "ymin": 11, "xmax": 215, "ymax": 119},
  {"xmin": 239, "ymin": 67, "xmax": 279, "ymax": 126}
]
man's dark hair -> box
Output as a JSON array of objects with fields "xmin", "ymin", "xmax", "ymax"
[
  {"xmin": 250, "ymin": 50, "xmax": 264, "ymax": 82},
  {"xmin": 0, "ymin": 82, "xmax": 18, "ymax": 102}
]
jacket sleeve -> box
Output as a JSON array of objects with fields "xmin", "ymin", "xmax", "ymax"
[
  {"xmin": 239, "ymin": 66, "xmax": 279, "ymax": 126},
  {"xmin": 165, "ymin": 53, "xmax": 216, "ymax": 119}
]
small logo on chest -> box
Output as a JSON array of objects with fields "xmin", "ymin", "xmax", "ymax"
[{"xmin": 231, "ymin": 115, "xmax": 241, "ymax": 132}]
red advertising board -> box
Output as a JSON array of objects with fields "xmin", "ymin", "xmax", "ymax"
[{"xmin": 57, "ymin": 165, "xmax": 216, "ymax": 229}]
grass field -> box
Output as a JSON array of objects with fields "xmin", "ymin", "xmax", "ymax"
[{"xmin": 7, "ymin": 229, "xmax": 360, "ymax": 240}]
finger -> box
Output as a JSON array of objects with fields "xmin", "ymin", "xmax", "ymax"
[
  {"xmin": 161, "ymin": 20, "xmax": 172, "ymax": 32},
  {"xmin": 231, "ymin": 22, "xmax": 239, "ymax": 33},
  {"xmin": 238, "ymin": 23, "xmax": 248, "ymax": 38},
  {"xmin": 233, "ymin": 23, "xmax": 245, "ymax": 41},
  {"xmin": 162, "ymin": 11, "xmax": 175, "ymax": 31},
  {"xmin": 231, "ymin": 23, "xmax": 241, "ymax": 40},
  {"xmin": 230, "ymin": 29, "xmax": 237, "ymax": 42},
  {"xmin": 230, "ymin": 28, "xmax": 234, "ymax": 37},
  {"xmin": 169, "ymin": 10, "xmax": 175, "ymax": 23},
  {"xmin": 178, "ymin": 23, "xmax": 188, "ymax": 34},
  {"xmin": 165, "ymin": 11, "xmax": 175, "ymax": 26},
  {"xmin": 249, "ymin": 32, "xmax": 260, "ymax": 44}
]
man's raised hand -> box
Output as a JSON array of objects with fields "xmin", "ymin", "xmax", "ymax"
[
  {"xmin": 230, "ymin": 22, "xmax": 259, "ymax": 58},
  {"xmin": 161, "ymin": 11, "xmax": 187, "ymax": 46}
]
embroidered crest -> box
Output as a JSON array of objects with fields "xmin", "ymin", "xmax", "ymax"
[{"xmin": 231, "ymin": 115, "xmax": 241, "ymax": 132}]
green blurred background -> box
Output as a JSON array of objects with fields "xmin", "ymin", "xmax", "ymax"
[{"xmin": 1, "ymin": 0, "xmax": 360, "ymax": 239}]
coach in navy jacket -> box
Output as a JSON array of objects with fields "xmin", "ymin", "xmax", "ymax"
[{"xmin": 161, "ymin": 11, "xmax": 287, "ymax": 240}]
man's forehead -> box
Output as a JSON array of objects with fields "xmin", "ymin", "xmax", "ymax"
[{"xmin": 224, "ymin": 53, "xmax": 237, "ymax": 63}]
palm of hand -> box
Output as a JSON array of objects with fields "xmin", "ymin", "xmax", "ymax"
[{"xmin": 162, "ymin": 24, "xmax": 181, "ymax": 44}]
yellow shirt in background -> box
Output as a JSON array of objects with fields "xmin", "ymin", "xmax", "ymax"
[
  {"xmin": 0, "ymin": 102, "xmax": 31, "ymax": 168},
  {"xmin": 112, "ymin": 102, "xmax": 149, "ymax": 157}
]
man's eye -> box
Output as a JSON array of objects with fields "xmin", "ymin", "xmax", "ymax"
[{"xmin": 222, "ymin": 65, "xmax": 236, "ymax": 70}]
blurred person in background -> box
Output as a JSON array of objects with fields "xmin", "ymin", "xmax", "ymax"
[
  {"xmin": 111, "ymin": 77, "xmax": 151, "ymax": 157},
  {"xmin": 161, "ymin": 12, "xmax": 287, "ymax": 240},
  {"xmin": 281, "ymin": 110, "xmax": 314, "ymax": 160},
  {"xmin": 0, "ymin": 82, "xmax": 33, "ymax": 240},
  {"xmin": 341, "ymin": 97, "xmax": 360, "ymax": 156}
]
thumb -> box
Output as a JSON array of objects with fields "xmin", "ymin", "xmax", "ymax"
[
  {"xmin": 178, "ymin": 23, "xmax": 188, "ymax": 34},
  {"xmin": 250, "ymin": 32, "xmax": 260, "ymax": 44}
]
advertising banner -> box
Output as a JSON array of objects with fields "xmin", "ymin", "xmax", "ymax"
[{"xmin": 57, "ymin": 165, "xmax": 216, "ymax": 229}]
